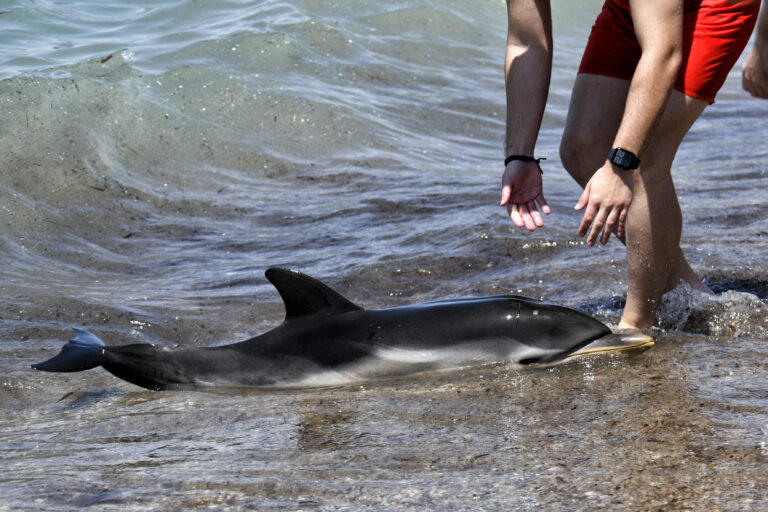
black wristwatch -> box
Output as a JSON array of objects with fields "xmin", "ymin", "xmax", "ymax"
[{"xmin": 608, "ymin": 147, "xmax": 641, "ymax": 170}]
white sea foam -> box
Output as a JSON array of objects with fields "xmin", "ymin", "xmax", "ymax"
[{"xmin": 657, "ymin": 283, "xmax": 768, "ymax": 337}]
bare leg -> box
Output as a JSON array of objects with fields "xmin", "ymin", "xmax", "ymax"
[
  {"xmin": 560, "ymin": 75, "xmax": 628, "ymax": 188},
  {"xmin": 560, "ymin": 74, "xmax": 711, "ymax": 329},
  {"xmin": 619, "ymin": 90, "xmax": 709, "ymax": 328}
]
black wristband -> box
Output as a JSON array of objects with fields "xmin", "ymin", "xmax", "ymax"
[{"xmin": 504, "ymin": 154, "xmax": 545, "ymax": 174}]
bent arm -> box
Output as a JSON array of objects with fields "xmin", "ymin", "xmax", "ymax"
[
  {"xmin": 612, "ymin": 0, "xmax": 683, "ymax": 156},
  {"xmin": 576, "ymin": 0, "xmax": 683, "ymax": 246}
]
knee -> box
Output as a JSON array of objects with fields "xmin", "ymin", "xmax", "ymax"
[
  {"xmin": 559, "ymin": 133, "xmax": 602, "ymax": 187},
  {"xmin": 558, "ymin": 139, "xmax": 582, "ymax": 175}
]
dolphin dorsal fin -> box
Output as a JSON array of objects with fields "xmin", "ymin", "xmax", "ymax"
[{"xmin": 265, "ymin": 268, "xmax": 363, "ymax": 321}]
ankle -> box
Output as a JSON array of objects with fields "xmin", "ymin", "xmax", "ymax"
[{"xmin": 618, "ymin": 314, "xmax": 655, "ymax": 331}]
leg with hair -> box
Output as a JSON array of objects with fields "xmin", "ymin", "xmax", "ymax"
[
  {"xmin": 561, "ymin": 74, "xmax": 711, "ymax": 328},
  {"xmin": 619, "ymin": 90, "xmax": 709, "ymax": 328}
]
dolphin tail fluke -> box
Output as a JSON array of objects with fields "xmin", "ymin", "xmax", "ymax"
[{"xmin": 31, "ymin": 328, "xmax": 108, "ymax": 372}]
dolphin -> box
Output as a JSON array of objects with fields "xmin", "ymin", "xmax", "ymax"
[{"xmin": 31, "ymin": 268, "xmax": 653, "ymax": 390}]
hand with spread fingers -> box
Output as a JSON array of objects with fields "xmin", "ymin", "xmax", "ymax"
[
  {"xmin": 500, "ymin": 159, "xmax": 550, "ymax": 231},
  {"xmin": 574, "ymin": 163, "xmax": 634, "ymax": 246}
]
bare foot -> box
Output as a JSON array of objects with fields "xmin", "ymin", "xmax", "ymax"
[{"xmin": 617, "ymin": 319, "xmax": 654, "ymax": 330}]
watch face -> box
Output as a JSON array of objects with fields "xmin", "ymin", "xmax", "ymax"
[{"xmin": 609, "ymin": 148, "xmax": 639, "ymax": 170}]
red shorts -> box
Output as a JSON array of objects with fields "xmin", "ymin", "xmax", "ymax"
[{"xmin": 578, "ymin": 0, "xmax": 760, "ymax": 103}]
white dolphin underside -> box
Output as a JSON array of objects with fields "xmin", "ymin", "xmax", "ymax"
[{"xmin": 291, "ymin": 332, "xmax": 654, "ymax": 388}]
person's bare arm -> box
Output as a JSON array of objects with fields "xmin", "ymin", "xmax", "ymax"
[
  {"xmin": 575, "ymin": 0, "xmax": 683, "ymax": 246},
  {"xmin": 743, "ymin": 3, "xmax": 768, "ymax": 98},
  {"xmin": 500, "ymin": 0, "xmax": 552, "ymax": 231}
]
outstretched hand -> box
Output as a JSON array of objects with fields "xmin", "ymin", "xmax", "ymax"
[
  {"xmin": 574, "ymin": 164, "xmax": 634, "ymax": 246},
  {"xmin": 500, "ymin": 160, "xmax": 550, "ymax": 231}
]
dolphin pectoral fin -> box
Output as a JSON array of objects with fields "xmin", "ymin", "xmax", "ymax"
[
  {"xmin": 564, "ymin": 332, "xmax": 654, "ymax": 361},
  {"xmin": 265, "ymin": 268, "xmax": 363, "ymax": 320},
  {"xmin": 31, "ymin": 328, "xmax": 108, "ymax": 372}
]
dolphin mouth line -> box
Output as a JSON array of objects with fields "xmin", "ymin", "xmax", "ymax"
[{"xmin": 564, "ymin": 332, "xmax": 655, "ymax": 360}]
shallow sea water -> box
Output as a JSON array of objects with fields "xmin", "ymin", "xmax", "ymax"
[{"xmin": 1, "ymin": 0, "xmax": 767, "ymax": 510}]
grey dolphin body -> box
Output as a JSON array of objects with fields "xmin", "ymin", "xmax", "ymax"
[{"xmin": 32, "ymin": 268, "xmax": 652, "ymax": 390}]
